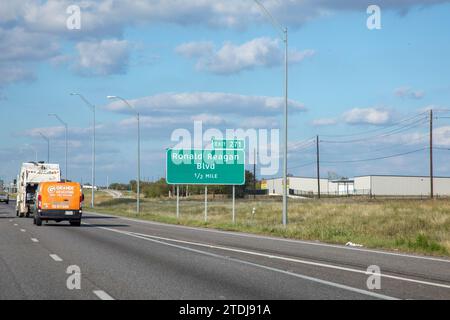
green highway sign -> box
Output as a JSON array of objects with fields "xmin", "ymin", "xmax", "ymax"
[
  {"xmin": 166, "ymin": 149, "xmax": 245, "ymax": 185},
  {"xmin": 212, "ymin": 139, "xmax": 245, "ymax": 150}
]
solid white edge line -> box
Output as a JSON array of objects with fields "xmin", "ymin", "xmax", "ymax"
[
  {"xmin": 85, "ymin": 211, "xmax": 450, "ymax": 264},
  {"xmin": 49, "ymin": 254, "xmax": 63, "ymax": 262},
  {"xmin": 125, "ymin": 230, "xmax": 450, "ymax": 290},
  {"xmin": 93, "ymin": 290, "xmax": 115, "ymax": 300},
  {"xmin": 91, "ymin": 224, "xmax": 397, "ymax": 300}
]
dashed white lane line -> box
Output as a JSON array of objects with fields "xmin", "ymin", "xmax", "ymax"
[
  {"xmin": 31, "ymin": 238, "xmax": 39, "ymax": 243},
  {"xmin": 13, "ymin": 223, "xmax": 18, "ymax": 226},
  {"xmin": 49, "ymin": 254, "xmax": 63, "ymax": 262},
  {"xmin": 93, "ymin": 290, "xmax": 114, "ymax": 300},
  {"xmin": 20, "ymin": 229, "xmax": 26, "ymax": 232}
]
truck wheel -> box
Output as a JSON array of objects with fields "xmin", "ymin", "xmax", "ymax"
[{"xmin": 35, "ymin": 217, "xmax": 42, "ymax": 226}]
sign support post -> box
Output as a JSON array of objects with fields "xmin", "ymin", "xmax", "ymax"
[
  {"xmin": 204, "ymin": 186, "xmax": 208, "ymax": 222},
  {"xmin": 176, "ymin": 185, "xmax": 180, "ymax": 219},
  {"xmin": 232, "ymin": 185, "xmax": 236, "ymax": 224}
]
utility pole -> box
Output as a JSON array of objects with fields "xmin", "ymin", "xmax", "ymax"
[
  {"xmin": 430, "ymin": 109, "xmax": 434, "ymax": 199},
  {"xmin": 316, "ymin": 135, "xmax": 321, "ymax": 199},
  {"xmin": 253, "ymin": 0, "xmax": 289, "ymax": 226},
  {"xmin": 253, "ymin": 148, "xmax": 256, "ymax": 200}
]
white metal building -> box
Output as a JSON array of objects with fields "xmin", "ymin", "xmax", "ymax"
[
  {"xmin": 263, "ymin": 175, "xmax": 450, "ymax": 197},
  {"xmin": 264, "ymin": 177, "xmax": 354, "ymax": 196},
  {"xmin": 354, "ymin": 175, "xmax": 450, "ymax": 197}
]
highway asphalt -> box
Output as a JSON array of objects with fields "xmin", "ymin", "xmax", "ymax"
[{"xmin": 1, "ymin": 201, "xmax": 449, "ymax": 300}]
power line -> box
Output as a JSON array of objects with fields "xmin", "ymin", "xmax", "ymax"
[
  {"xmin": 321, "ymin": 147, "xmax": 428, "ymax": 164},
  {"xmin": 320, "ymin": 132, "xmax": 429, "ymax": 157},
  {"xmin": 290, "ymin": 142, "xmax": 315, "ymax": 153},
  {"xmin": 319, "ymin": 111, "xmax": 429, "ymax": 138},
  {"xmin": 290, "ymin": 136, "xmax": 316, "ymax": 150},
  {"xmin": 321, "ymin": 117, "xmax": 428, "ymax": 144},
  {"xmin": 288, "ymin": 161, "xmax": 316, "ymax": 170}
]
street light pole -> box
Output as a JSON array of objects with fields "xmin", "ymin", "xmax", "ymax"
[
  {"xmin": 24, "ymin": 144, "xmax": 38, "ymax": 162},
  {"xmin": 71, "ymin": 93, "xmax": 96, "ymax": 208},
  {"xmin": 254, "ymin": 0, "xmax": 289, "ymax": 226},
  {"xmin": 38, "ymin": 132, "xmax": 50, "ymax": 163},
  {"xmin": 107, "ymin": 96, "xmax": 140, "ymax": 214},
  {"xmin": 49, "ymin": 113, "xmax": 68, "ymax": 181}
]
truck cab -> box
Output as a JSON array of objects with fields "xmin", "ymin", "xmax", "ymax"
[{"xmin": 16, "ymin": 162, "xmax": 61, "ymax": 217}]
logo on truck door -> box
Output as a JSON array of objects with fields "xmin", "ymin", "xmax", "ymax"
[{"xmin": 48, "ymin": 185, "xmax": 75, "ymax": 193}]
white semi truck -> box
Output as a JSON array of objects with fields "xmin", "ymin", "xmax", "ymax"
[{"xmin": 16, "ymin": 162, "xmax": 61, "ymax": 217}]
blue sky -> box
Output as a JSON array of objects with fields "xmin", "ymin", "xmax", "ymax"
[{"xmin": 1, "ymin": 0, "xmax": 450, "ymax": 184}]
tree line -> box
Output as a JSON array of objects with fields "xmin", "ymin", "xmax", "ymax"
[{"xmin": 109, "ymin": 171, "xmax": 261, "ymax": 198}]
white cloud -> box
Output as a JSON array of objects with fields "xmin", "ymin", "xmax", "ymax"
[
  {"xmin": 312, "ymin": 118, "xmax": 337, "ymax": 126},
  {"xmin": 0, "ymin": 63, "xmax": 35, "ymax": 86},
  {"xmin": 104, "ymin": 92, "xmax": 306, "ymax": 116},
  {"xmin": 175, "ymin": 41, "xmax": 214, "ymax": 58},
  {"xmin": 104, "ymin": 92, "xmax": 305, "ymax": 134},
  {"xmin": 75, "ymin": 39, "xmax": 130, "ymax": 76},
  {"xmin": 0, "ymin": 1, "xmax": 445, "ymax": 86},
  {"xmin": 343, "ymin": 108, "xmax": 392, "ymax": 125},
  {"xmin": 394, "ymin": 86, "xmax": 425, "ymax": 99},
  {"xmin": 0, "ymin": 27, "xmax": 60, "ymax": 62},
  {"xmin": 419, "ymin": 105, "xmax": 450, "ymax": 113},
  {"xmin": 3, "ymin": 1, "xmax": 448, "ymax": 34},
  {"xmin": 177, "ymin": 38, "xmax": 315, "ymax": 74},
  {"xmin": 434, "ymin": 126, "xmax": 450, "ymax": 146},
  {"xmin": 23, "ymin": 126, "xmax": 94, "ymax": 140},
  {"xmin": 0, "ymin": 27, "xmax": 60, "ymax": 88}
]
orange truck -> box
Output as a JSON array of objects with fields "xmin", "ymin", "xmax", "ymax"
[{"xmin": 33, "ymin": 182, "xmax": 84, "ymax": 226}]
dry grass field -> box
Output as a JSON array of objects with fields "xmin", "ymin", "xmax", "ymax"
[{"xmin": 84, "ymin": 192, "xmax": 450, "ymax": 257}]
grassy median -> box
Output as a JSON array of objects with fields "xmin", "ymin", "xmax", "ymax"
[{"xmin": 84, "ymin": 192, "xmax": 450, "ymax": 257}]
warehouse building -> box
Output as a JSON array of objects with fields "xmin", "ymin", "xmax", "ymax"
[
  {"xmin": 264, "ymin": 177, "xmax": 354, "ymax": 196},
  {"xmin": 263, "ymin": 175, "xmax": 450, "ymax": 197},
  {"xmin": 354, "ymin": 175, "xmax": 450, "ymax": 197}
]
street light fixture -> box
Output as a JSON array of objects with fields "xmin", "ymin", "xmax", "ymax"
[
  {"xmin": 38, "ymin": 132, "xmax": 50, "ymax": 163},
  {"xmin": 253, "ymin": 0, "xmax": 289, "ymax": 226},
  {"xmin": 71, "ymin": 93, "xmax": 96, "ymax": 208},
  {"xmin": 107, "ymin": 95, "xmax": 141, "ymax": 214},
  {"xmin": 48, "ymin": 113, "xmax": 68, "ymax": 181}
]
